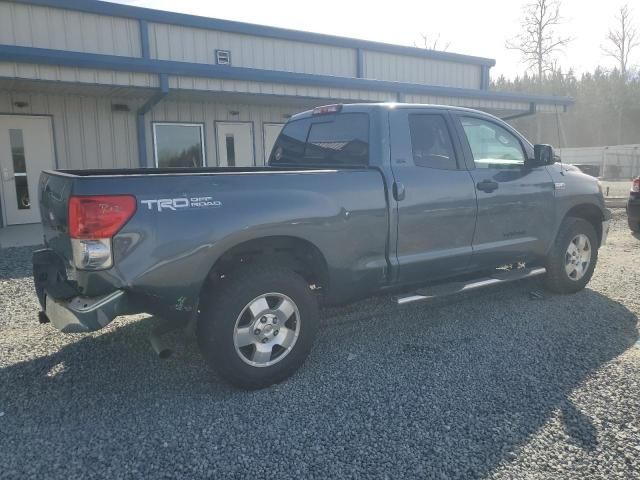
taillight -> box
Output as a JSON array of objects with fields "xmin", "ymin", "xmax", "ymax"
[
  {"xmin": 68, "ymin": 195, "xmax": 136, "ymax": 270},
  {"xmin": 632, "ymin": 177, "xmax": 640, "ymax": 193}
]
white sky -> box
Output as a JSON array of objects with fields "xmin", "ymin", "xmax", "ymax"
[{"xmin": 114, "ymin": 0, "xmax": 635, "ymax": 79}]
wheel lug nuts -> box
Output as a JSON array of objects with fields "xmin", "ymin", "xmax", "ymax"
[
  {"xmin": 260, "ymin": 317, "xmax": 267, "ymax": 323},
  {"xmin": 273, "ymin": 319, "xmax": 278, "ymax": 324},
  {"xmin": 261, "ymin": 338, "xmax": 269, "ymax": 343},
  {"xmin": 274, "ymin": 330, "xmax": 279, "ymax": 336},
  {"xmin": 254, "ymin": 329, "xmax": 261, "ymax": 335}
]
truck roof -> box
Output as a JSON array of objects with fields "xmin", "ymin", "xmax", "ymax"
[{"xmin": 289, "ymin": 102, "xmax": 498, "ymax": 121}]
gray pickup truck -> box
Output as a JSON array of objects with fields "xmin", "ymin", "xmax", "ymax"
[{"xmin": 33, "ymin": 103, "xmax": 611, "ymax": 389}]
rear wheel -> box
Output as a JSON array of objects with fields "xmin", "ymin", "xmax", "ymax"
[
  {"xmin": 544, "ymin": 217, "xmax": 598, "ymax": 294},
  {"xmin": 197, "ymin": 263, "xmax": 319, "ymax": 389}
]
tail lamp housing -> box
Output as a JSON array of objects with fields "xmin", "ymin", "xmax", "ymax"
[
  {"xmin": 632, "ymin": 177, "xmax": 640, "ymax": 193},
  {"xmin": 68, "ymin": 195, "xmax": 136, "ymax": 270}
]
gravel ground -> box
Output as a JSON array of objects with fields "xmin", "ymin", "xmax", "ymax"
[{"xmin": 1, "ymin": 210, "xmax": 639, "ymax": 479}]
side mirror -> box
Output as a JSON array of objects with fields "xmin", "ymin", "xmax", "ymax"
[{"xmin": 530, "ymin": 144, "xmax": 554, "ymax": 167}]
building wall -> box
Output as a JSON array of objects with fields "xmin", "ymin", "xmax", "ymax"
[
  {"xmin": 0, "ymin": 62, "xmax": 159, "ymax": 89},
  {"xmin": 0, "ymin": 89, "xmax": 317, "ymax": 169},
  {"xmin": 149, "ymin": 22, "xmax": 358, "ymax": 78},
  {"xmin": 362, "ymin": 51, "xmax": 481, "ymax": 89},
  {"xmin": 0, "ymin": 1, "xmax": 487, "ymax": 90},
  {"xmin": 144, "ymin": 98, "xmax": 312, "ymax": 167},
  {"xmin": 0, "ymin": 1, "xmax": 142, "ymax": 57},
  {"xmin": 0, "ymin": 90, "xmax": 139, "ymax": 169}
]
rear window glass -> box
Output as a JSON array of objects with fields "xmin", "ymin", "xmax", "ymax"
[{"xmin": 269, "ymin": 113, "xmax": 369, "ymax": 168}]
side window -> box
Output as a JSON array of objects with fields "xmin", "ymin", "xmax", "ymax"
[
  {"xmin": 408, "ymin": 114, "xmax": 457, "ymax": 170},
  {"xmin": 270, "ymin": 113, "xmax": 369, "ymax": 167},
  {"xmin": 461, "ymin": 117, "xmax": 525, "ymax": 169},
  {"xmin": 269, "ymin": 118, "xmax": 310, "ymax": 165},
  {"xmin": 304, "ymin": 113, "xmax": 369, "ymax": 167}
]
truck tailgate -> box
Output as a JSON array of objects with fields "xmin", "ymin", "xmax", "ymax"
[{"xmin": 38, "ymin": 171, "xmax": 74, "ymax": 261}]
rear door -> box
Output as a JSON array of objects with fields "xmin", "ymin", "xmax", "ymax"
[
  {"xmin": 452, "ymin": 113, "xmax": 556, "ymax": 268},
  {"xmin": 389, "ymin": 108, "xmax": 477, "ymax": 284}
]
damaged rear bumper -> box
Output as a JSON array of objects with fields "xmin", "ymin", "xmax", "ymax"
[
  {"xmin": 43, "ymin": 290, "xmax": 131, "ymax": 333},
  {"xmin": 33, "ymin": 248, "xmax": 135, "ymax": 333}
]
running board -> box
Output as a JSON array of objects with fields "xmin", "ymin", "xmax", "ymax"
[{"xmin": 395, "ymin": 267, "xmax": 546, "ymax": 305}]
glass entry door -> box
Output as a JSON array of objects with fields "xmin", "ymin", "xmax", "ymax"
[{"xmin": 0, "ymin": 115, "xmax": 55, "ymax": 225}]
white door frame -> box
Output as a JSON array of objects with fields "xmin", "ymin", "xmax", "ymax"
[
  {"xmin": 0, "ymin": 114, "xmax": 56, "ymax": 226},
  {"xmin": 214, "ymin": 121, "xmax": 256, "ymax": 167}
]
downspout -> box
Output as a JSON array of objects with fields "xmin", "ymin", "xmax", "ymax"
[{"xmin": 136, "ymin": 73, "xmax": 169, "ymax": 167}]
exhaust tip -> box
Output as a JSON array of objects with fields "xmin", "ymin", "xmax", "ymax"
[
  {"xmin": 38, "ymin": 311, "xmax": 50, "ymax": 324},
  {"xmin": 149, "ymin": 332, "xmax": 173, "ymax": 359}
]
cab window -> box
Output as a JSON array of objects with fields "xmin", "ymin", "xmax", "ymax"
[{"xmin": 461, "ymin": 117, "xmax": 525, "ymax": 169}]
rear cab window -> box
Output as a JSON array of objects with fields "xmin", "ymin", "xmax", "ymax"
[{"xmin": 269, "ymin": 113, "xmax": 369, "ymax": 168}]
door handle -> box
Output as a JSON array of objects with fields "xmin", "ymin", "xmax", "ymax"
[
  {"xmin": 393, "ymin": 181, "xmax": 406, "ymax": 201},
  {"xmin": 476, "ymin": 179, "xmax": 499, "ymax": 193}
]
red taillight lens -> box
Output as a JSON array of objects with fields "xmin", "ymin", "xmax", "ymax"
[
  {"xmin": 632, "ymin": 177, "xmax": 640, "ymax": 193},
  {"xmin": 68, "ymin": 195, "xmax": 136, "ymax": 239}
]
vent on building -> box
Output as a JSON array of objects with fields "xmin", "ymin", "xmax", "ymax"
[{"xmin": 215, "ymin": 50, "xmax": 231, "ymax": 65}]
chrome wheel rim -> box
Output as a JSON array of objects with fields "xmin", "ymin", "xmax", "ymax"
[
  {"xmin": 233, "ymin": 293, "xmax": 301, "ymax": 367},
  {"xmin": 564, "ymin": 234, "xmax": 592, "ymax": 281}
]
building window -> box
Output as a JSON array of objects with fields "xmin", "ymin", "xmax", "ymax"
[
  {"xmin": 153, "ymin": 123, "xmax": 205, "ymax": 168},
  {"xmin": 215, "ymin": 49, "xmax": 231, "ymax": 65}
]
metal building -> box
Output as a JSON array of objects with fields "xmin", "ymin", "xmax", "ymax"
[{"xmin": 0, "ymin": 0, "xmax": 572, "ymax": 228}]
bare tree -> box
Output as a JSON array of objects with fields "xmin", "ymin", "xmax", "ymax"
[
  {"xmin": 414, "ymin": 33, "xmax": 451, "ymax": 51},
  {"xmin": 602, "ymin": 4, "xmax": 639, "ymax": 78},
  {"xmin": 506, "ymin": 0, "xmax": 572, "ymax": 83}
]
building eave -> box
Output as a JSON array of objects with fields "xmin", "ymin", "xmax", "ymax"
[{"xmin": 0, "ymin": 45, "xmax": 574, "ymax": 107}]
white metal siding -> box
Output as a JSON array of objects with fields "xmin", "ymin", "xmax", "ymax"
[
  {"xmin": 0, "ymin": 62, "xmax": 159, "ymax": 88},
  {"xmin": 149, "ymin": 23, "xmax": 358, "ymax": 77},
  {"xmin": 363, "ymin": 51, "xmax": 482, "ymax": 89},
  {"xmin": 170, "ymin": 75, "xmax": 397, "ymax": 103},
  {"xmin": 0, "ymin": 91, "xmax": 139, "ymax": 169},
  {"xmin": 0, "ymin": 1, "xmax": 142, "ymax": 57}
]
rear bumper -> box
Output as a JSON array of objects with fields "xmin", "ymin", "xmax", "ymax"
[
  {"xmin": 33, "ymin": 248, "xmax": 134, "ymax": 333},
  {"xmin": 44, "ymin": 290, "xmax": 131, "ymax": 333}
]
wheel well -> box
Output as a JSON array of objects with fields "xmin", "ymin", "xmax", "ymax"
[
  {"xmin": 564, "ymin": 204, "xmax": 604, "ymax": 244},
  {"xmin": 202, "ymin": 236, "xmax": 329, "ymax": 300}
]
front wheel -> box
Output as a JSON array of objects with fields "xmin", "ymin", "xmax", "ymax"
[
  {"xmin": 544, "ymin": 217, "xmax": 599, "ymax": 294},
  {"xmin": 197, "ymin": 264, "xmax": 319, "ymax": 389}
]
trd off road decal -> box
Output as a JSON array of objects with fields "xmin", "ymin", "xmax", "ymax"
[{"xmin": 141, "ymin": 196, "xmax": 222, "ymax": 212}]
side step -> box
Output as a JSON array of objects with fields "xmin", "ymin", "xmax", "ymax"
[{"xmin": 396, "ymin": 267, "xmax": 546, "ymax": 305}]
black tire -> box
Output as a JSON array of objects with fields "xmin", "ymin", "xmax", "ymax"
[
  {"xmin": 197, "ymin": 263, "xmax": 319, "ymax": 389},
  {"xmin": 629, "ymin": 218, "xmax": 639, "ymax": 232},
  {"xmin": 544, "ymin": 217, "xmax": 599, "ymax": 294}
]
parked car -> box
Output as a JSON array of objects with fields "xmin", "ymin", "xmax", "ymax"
[
  {"xmin": 627, "ymin": 176, "xmax": 640, "ymax": 232},
  {"xmin": 33, "ymin": 103, "xmax": 611, "ymax": 389}
]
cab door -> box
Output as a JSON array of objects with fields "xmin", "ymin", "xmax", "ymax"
[
  {"xmin": 451, "ymin": 112, "xmax": 556, "ymax": 268},
  {"xmin": 389, "ymin": 108, "xmax": 478, "ymax": 284}
]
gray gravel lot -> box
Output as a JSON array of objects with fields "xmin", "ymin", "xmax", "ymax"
[{"xmin": 1, "ymin": 210, "xmax": 639, "ymax": 479}]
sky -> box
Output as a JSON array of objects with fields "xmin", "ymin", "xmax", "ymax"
[{"xmin": 114, "ymin": 0, "xmax": 634, "ymax": 79}]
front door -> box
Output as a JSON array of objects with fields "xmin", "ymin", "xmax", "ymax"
[
  {"xmin": 216, "ymin": 122, "xmax": 255, "ymax": 167},
  {"xmin": 0, "ymin": 115, "xmax": 55, "ymax": 225},
  {"xmin": 389, "ymin": 108, "xmax": 478, "ymax": 284},
  {"xmin": 452, "ymin": 113, "xmax": 556, "ymax": 268}
]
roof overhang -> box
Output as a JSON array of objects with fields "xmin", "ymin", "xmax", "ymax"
[{"xmin": 0, "ymin": 45, "xmax": 574, "ymax": 111}]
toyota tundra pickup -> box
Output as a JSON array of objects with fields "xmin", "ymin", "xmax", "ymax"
[{"xmin": 33, "ymin": 103, "xmax": 611, "ymax": 389}]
